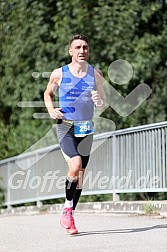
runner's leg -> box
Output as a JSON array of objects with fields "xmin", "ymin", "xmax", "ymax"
[
  {"xmin": 60, "ymin": 155, "xmax": 81, "ymax": 230},
  {"xmin": 65, "ymin": 156, "xmax": 82, "ymax": 208},
  {"xmin": 73, "ymin": 168, "xmax": 85, "ymax": 210}
]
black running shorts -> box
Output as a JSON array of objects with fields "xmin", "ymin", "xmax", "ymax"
[{"xmin": 56, "ymin": 121, "xmax": 93, "ymax": 168}]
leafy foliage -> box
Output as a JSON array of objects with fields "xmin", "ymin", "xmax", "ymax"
[{"xmin": 0, "ymin": 0, "xmax": 167, "ymax": 162}]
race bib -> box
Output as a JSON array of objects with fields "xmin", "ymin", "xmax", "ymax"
[{"xmin": 74, "ymin": 121, "xmax": 94, "ymax": 137}]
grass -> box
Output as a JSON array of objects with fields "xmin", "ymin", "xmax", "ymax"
[{"xmin": 143, "ymin": 199, "xmax": 159, "ymax": 216}]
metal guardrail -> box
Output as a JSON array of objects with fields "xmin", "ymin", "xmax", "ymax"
[{"xmin": 0, "ymin": 121, "xmax": 167, "ymax": 207}]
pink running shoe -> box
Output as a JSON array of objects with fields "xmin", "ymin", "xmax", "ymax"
[
  {"xmin": 60, "ymin": 207, "xmax": 73, "ymax": 229},
  {"xmin": 66, "ymin": 221, "xmax": 78, "ymax": 235}
]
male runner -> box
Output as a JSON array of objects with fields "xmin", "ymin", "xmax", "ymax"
[{"xmin": 44, "ymin": 34, "xmax": 104, "ymax": 235}]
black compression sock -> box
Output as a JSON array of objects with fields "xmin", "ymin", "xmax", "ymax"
[
  {"xmin": 73, "ymin": 188, "xmax": 82, "ymax": 210},
  {"xmin": 65, "ymin": 178, "xmax": 78, "ymax": 201}
]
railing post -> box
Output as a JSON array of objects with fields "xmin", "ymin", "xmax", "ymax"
[
  {"xmin": 112, "ymin": 134, "xmax": 120, "ymax": 201},
  {"xmin": 7, "ymin": 161, "xmax": 11, "ymax": 209}
]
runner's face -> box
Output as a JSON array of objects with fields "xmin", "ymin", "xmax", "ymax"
[{"xmin": 69, "ymin": 39, "xmax": 89, "ymax": 62}]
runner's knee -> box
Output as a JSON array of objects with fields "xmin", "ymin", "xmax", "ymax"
[
  {"xmin": 68, "ymin": 165, "xmax": 81, "ymax": 178},
  {"xmin": 68, "ymin": 157, "xmax": 82, "ymax": 178}
]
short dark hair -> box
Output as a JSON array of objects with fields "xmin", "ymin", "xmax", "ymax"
[{"xmin": 69, "ymin": 34, "xmax": 89, "ymax": 46}]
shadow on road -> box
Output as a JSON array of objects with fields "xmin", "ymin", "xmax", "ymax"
[{"xmin": 72, "ymin": 224, "xmax": 167, "ymax": 237}]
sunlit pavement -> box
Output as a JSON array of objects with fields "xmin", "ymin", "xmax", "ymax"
[{"xmin": 0, "ymin": 212, "xmax": 167, "ymax": 252}]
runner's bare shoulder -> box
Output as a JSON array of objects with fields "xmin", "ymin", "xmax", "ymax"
[
  {"xmin": 50, "ymin": 67, "xmax": 62, "ymax": 86},
  {"xmin": 45, "ymin": 68, "xmax": 62, "ymax": 96},
  {"xmin": 94, "ymin": 67, "xmax": 103, "ymax": 77}
]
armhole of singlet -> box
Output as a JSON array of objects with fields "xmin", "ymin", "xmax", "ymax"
[{"xmin": 58, "ymin": 66, "xmax": 66, "ymax": 88}]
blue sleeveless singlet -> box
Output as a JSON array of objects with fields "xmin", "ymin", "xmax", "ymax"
[{"xmin": 59, "ymin": 64, "xmax": 96, "ymax": 121}]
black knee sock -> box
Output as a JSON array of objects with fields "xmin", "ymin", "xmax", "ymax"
[
  {"xmin": 65, "ymin": 178, "xmax": 78, "ymax": 201},
  {"xmin": 73, "ymin": 188, "xmax": 82, "ymax": 210}
]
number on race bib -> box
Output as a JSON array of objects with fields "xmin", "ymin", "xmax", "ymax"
[
  {"xmin": 74, "ymin": 121, "xmax": 94, "ymax": 137},
  {"xmin": 80, "ymin": 125, "xmax": 90, "ymax": 132}
]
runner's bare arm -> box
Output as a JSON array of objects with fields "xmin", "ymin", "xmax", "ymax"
[
  {"xmin": 92, "ymin": 68, "xmax": 104, "ymax": 108},
  {"xmin": 44, "ymin": 68, "xmax": 63, "ymax": 119}
]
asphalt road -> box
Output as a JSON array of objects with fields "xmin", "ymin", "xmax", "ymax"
[{"xmin": 0, "ymin": 212, "xmax": 167, "ymax": 252}]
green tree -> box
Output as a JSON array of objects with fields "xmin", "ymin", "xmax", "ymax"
[{"xmin": 0, "ymin": 0, "xmax": 167, "ymax": 160}]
